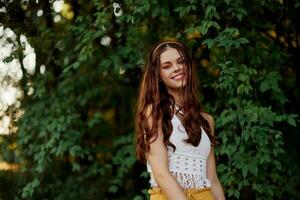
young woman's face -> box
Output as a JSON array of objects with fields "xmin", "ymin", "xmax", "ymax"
[{"xmin": 159, "ymin": 48, "xmax": 187, "ymax": 91}]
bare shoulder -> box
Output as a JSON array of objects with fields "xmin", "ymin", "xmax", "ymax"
[
  {"xmin": 145, "ymin": 104, "xmax": 153, "ymax": 118},
  {"xmin": 144, "ymin": 104, "xmax": 163, "ymax": 139},
  {"xmin": 200, "ymin": 111, "xmax": 214, "ymax": 124},
  {"xmin": 200, "ymin": 111, "xmax": 215, "ymax": 135}
]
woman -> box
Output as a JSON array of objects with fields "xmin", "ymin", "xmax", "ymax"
[{"xmin": 135, "ymin": 40, "xmax": 225, "ymax": 200}]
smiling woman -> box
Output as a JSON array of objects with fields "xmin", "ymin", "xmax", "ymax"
[
  {"xmin": 159, "ymin": 48, "xmax": 187, "ymax": 92},
  {"xmin": 135, "ymin": 41, "xmax": 226, "ymax": 200}
]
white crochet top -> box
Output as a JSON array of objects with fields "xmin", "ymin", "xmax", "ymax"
[{"xmin": 146, "ymin": 112, "xmax": 212, "ymax": 189}]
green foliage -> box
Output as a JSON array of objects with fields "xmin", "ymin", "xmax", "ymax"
[{"xmin": 0, "ymin": 0, "xmax": 299, "ymax": 199}]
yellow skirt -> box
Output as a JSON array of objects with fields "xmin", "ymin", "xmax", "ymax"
[{"xmin": 148, "ymin": 187, "xmax": 214, "ymax": 200}]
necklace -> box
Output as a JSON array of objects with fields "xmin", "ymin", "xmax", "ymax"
[{"xmin": 175, "ymin": 103, "xmax": 184, "ymax": 115}]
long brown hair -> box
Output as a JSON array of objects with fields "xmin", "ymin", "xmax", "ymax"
[{"xmin": 135, "ymin": 40, "xmax": 218, "ymax": 163}]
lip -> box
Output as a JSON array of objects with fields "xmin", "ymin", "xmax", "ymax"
[{"xmin": 172, "ymin": 73, "xmax": 185, "ymax": 80}]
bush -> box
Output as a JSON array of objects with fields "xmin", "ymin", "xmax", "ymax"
[{"xmin": 0, "ymin": 0, "xmax": 299, "ymax": 199}]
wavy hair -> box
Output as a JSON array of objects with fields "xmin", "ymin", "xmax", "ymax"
[{"xmin": 135, "ymin": 40, "xmax": 218, "ymax": 163}]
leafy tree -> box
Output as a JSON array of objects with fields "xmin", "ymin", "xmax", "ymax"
[{"xmin": 0, "ymin": 0, "xmax": 299, "ymax": 199}]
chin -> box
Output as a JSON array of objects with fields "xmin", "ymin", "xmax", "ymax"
[
  {"xmin": 180, "ymin": 81, "xmax": 187, "ymax": 88},
  {"xmin": 175, "ymin": 84, "xmax": 187, "ymax": 89}
]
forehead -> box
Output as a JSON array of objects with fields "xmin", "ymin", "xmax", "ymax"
[{"xmin": 160, "ymin": 48, "xmax": 182, "ymax": 63}]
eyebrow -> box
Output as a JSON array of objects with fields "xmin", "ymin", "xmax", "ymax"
[{"xmin": 161, "ymin": 56, "xmax": 183, "ymax": 65}]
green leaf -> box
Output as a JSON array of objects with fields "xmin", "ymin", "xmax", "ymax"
[
  {"xmin": 109, "ymin": 185, "xmax": 118, "ymax": 193},
  {"xmin": 250, "ymin": 165, "xmax": 258, "ymax": 176},
  {"xmin": 203, "ymin": 39, "xmax": 215, "ymax": 49},
  {"xmin": 287, "ymin": 117, "xmax": 296, "ymax": 126},
  {"xmin": 22, "ymin": 179, "xmax": 39, "ymax": 198},
  {"xmin": 132, "ymin": 196, "xmax": 144, "ymax": 200},
  {"xmin": 239, "ymin": 37, "xmax": 249, "ymax": 44},
  {"xmin": 260, "ymin": 79, "xmax": 270, "ymax": 92},
  {"xmin": 242, "ymin": 165, "xmax": 249, "ymax": 178},
  {"xmin": 238, "ymin": 74, "xmax": 248, "ymax": 81}
]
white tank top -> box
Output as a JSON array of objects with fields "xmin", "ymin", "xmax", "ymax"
[{"xmin": 146, "ymin": 112, "xmax": 212, "ymax": 189}]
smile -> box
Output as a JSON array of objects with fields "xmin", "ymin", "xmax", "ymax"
[{"xmin": 172, "ymin": 73, "xmax": 185, "ymax": 80}]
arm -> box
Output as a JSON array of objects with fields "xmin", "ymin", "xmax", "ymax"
[
  {"xmin": 146, "ymin": 107, "xmax": 188, "ymax": 200},
  {"xmin": 202, "ymin": 112, "xmax": 226, "ymax": 200}
]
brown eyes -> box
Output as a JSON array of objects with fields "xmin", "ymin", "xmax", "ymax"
[{"xmin": 177, "ymin": 60, "xmax": 185, "ymax": 65}]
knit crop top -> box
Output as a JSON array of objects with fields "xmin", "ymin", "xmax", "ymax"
[{"xmin": 146, "ymin": 112, "xmax": 212, "ymax": 189}]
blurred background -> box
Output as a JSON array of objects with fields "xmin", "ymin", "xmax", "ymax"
[{"xmin": 0, "ymin": 0, "xmax": 299, "ymax": 199}]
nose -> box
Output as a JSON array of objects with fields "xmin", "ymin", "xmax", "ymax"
[{"xmin": 173, "ymin": 63, "xmax": 181, "ymax": 72}]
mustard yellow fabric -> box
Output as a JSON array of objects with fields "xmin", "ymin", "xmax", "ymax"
[{"xmin": 148, "ymin": 187, "xmax": 214, "ymax": 200}]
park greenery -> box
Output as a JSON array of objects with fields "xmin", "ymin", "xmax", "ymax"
[{"xmin": 0, "ymin": 0, "xmax": 299, "ymax": 199}]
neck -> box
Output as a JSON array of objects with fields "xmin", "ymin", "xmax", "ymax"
[{"xmin": 167, "ymin": 88, "xmax": 183, "ymax": 105}]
